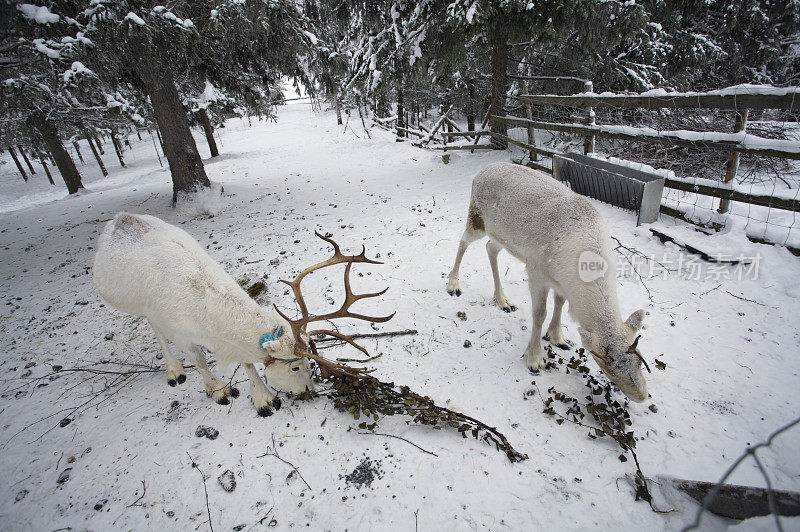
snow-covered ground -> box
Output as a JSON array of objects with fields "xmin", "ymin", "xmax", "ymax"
[{"xmin": 1, "ymin": 104, "xmax": 799, "ymax": 531}]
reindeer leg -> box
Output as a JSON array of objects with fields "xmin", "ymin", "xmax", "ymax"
[
  {"xmin": 244, "ymin": 363, "xmax": 280, "ymax": 417},
  {"xmin": 447, "ymin": 213, "xmax": 484, "ymax": 296},
  {"xmin": 544, "ymin": 293, "xmax": 572, "ymax": 349},
  {"xmin": 486, "ymin": 239, "xmax": 516, "ymax": 312},
  {"xmin": 185, "ymin": 345, "xmax": 240, "ymax": 405},
  {"xmin": 148, "ymin": 320, "xmax": 186, "ymax": 386},
  {"xmin": 524, "ymin": 274, "xmax": 548, "ymax": 372}
]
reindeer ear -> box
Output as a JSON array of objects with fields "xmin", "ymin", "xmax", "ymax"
[
  {"xmin": 578, "ymin": 327, "xmax": 598, "ymax": 352},
  {"xmin": 625, "ymin": 309, "xmax": 646, "ymax": 332}
]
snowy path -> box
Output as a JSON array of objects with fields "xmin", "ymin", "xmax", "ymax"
[{"xmin": 1, "ymin": 105, "xmax": 799, "ymax": 530}]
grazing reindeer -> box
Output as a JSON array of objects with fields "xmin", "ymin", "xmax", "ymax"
[
  {"xmin": 446, "ymin": 163, "xmax": 650, "ymax": 402},
  {"xmin": 93, "ymin": 213, "xmax": 313, "ymax": 416}
]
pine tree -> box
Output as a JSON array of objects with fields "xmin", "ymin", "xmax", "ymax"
[
  {"xmin": 0, "ymin": 2, "xmax": 90, "ymax": 193},
  {"xmin": 25, "ymin": 0, "xmax": 316, "ymax": 203}
]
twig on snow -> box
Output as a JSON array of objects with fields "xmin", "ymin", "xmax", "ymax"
[
  {"xmin": 725, "ymin": 290, "xmax": 771, "ymax": 308},
  {"xmin": 314, "ymin": 329, "xmax": 417, "ymax": 345},
  {"xmin": 358, "ymin": 431, "xmax": 438, "ymax": 457},
  {"xmin": 187, "ymin": 452, "xmax": 214, "ymax": 532},
  {"xmin": 257, "ymin": 435, "xmax": 312, "ymax": 491},
  {"xmin": 126, "ymin": 480, "xmax": 147, "ymax": 507}
]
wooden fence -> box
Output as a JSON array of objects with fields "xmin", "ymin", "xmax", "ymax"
[
  {"xmin": 491, "ymin": 88, "xmax": 800, "ymax": 216},
  {"xmin": 372, "ymin": 106, "xmax": 496, "ymax": 152}
]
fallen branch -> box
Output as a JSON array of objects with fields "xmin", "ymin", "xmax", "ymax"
[
  {"xmin": 358, "ymin": 431, "xmax": 438, "ymax": 457},
  {"xmin": 299, "ymin": 373, "xmax": 527, "ymax": 463},
  {"xmin": 312, "ymin": 329, "xmax": 418, "ymax": 344},
  {"xmin": 335, "ymin": 353, "xmax": 384, "ymax": 363}
]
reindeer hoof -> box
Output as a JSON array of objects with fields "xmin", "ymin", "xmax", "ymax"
[
  {"xmin": 168, "ymin": 379, "xmax": 177, "ymax": 387},
  {"xmin": 502, "ymin": 305, "xmax": 517, "ymax": 313},
  {"xmin": 217, "ymin": 397, "xmax": 230, "ymax": 406},
  {"xmin": 528, "ymin": 367, "xmax": 541, "ymax": 375},
  {"xmin": 230, "ymin": 387, "xmax": 240, "ymax": 398},
  {"xmin": 543, "ymin": 334, "xmax": 572, "ymax": 350},
  {"xmin": 257, "ymin": 406, "xmax": 273, "ymax": 417},
  {"xmin": 177, "ymin": 374, "xmax": 186, "ymax": 384},
  {"xmin": 272, "ymin": 397, "xmax": 282, "ymax": 410}
]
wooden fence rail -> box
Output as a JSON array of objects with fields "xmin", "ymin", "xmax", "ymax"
[
  {"xmin": 518, "ymin": 90, "xmax": 800, "ymax": 111},
  {"xmin": 492, "ymin": 115, "xmax": 800, "ymax": 160}
]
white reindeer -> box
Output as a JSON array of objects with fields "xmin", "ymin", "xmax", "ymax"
[
  {"xmin": 93, "ymin": 212, "xmax": 313, "ymax": 416},
  {"xmin": 446, "ymin": 162, "xmax": 649, "ymax": 402}
]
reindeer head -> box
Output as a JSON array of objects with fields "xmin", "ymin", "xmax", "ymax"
[
  {"xmin": 259, "ymin": 313, "xmax": 314, "ymax": 394},
  {"xmin": 578, "ymin": 309, "xmax": 649, "ymax": 402},
  {"xmin": 273, "ymin": 232, "xmax": 394, "ymax": 380}
]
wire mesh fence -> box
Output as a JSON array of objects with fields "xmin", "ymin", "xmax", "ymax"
[{"xmin": 681, "ymin": 416, "xmax": 800, "ymax": 531}]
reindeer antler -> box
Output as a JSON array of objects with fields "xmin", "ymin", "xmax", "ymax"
[{"xmin": 274, "ymin": 232, "xmax": 394, "ymax": 379}]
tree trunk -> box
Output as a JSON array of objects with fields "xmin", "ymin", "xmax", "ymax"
[
  {"xmin": 489, "ymin": 18, "xmax": 509, "ymax": 149},
  {"xmin": 40, "ymin": 157, "xmax": 55, "ymax": 185},
  {"xmin": 93, "ymin": 135, "xmax": 104, "ymax": 154},
  {"xmin": 136, "ymin": 128, "xmax": 142, "ymax": 140},
  {"xmin": 72, "ymin": 141, "xmax": 85, "ymax": 164},
  {"xmin": 198, "ymin": 108, "xmax": 219, "ymax": 157},
  {"xmin": 7, "ymin": 147, "xmax": 27, "ymax": 181},
  {"xmin": 334, "ymin": 93, "xmax": 343, "ymax": 125},
  {"xmin": 355, "ymin": 94, "xmax": 371, "ymax": 140},
  {"xmin": 396, "ymin": 87, "xmax": 405, "ymax": 139},
  {"xmin": 133, "ymin": 45, "xmax": 210, "ymax": 202},
  {"xmin": 31, "ymin": 113, "xmax": 83, "ymax": 193},
  {"xmin": 17, "ymin": 146, "xmax": 36, "ymax": 174},
  {"xmin": 111, "ymin": 134, "xmax": 125, "ymax": 167},
  {"xmin": 85, "ymin": 133, "xmax": 108, "ymax": 177},
  {"xmin": 467, "ymin": 80, "xmax": 476, "ymax": 132}
]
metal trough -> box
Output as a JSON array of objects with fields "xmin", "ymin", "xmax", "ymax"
[{"xmin": 553, "ymin": 152, "xmax": 665, "ymax": 225}]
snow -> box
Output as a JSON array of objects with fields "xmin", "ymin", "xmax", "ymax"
[
  {"xmin": 62, "ymin": 61, "xmax": 94, "ymax": 84},
  {"xmin": 187, "ymin": 80, "xmax": 226, "ymax": 111},
  {"xmin": 1, "ymin": 104, "xmax": 799, "ymax": 530},
  {"xmin": 31, "ymin": 38, "xmax": 61, "ymax": 59},
  {"xmin": 303, "ymin": 31, "xmax": 318, "ymax": 45},
  {"xmin": 546, "ymin": 121, "xmax": 800, "ymax": 155},
  {"xmin": 123, "ymin": 12, "xmax": 146, "ymax": 26},
  {"xmin": 17, "ymin": 4, "xmax": 60, "ymax": 24},
  {"xmin": 465, "ymin": 3, "xmax": 478, "ymax": 24},
  {"xmin": 569, "ymin": 84, "xmax": 800, "ymax": 100}
]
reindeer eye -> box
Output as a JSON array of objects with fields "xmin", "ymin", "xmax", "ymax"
[{"xmin": 291, "ymin": 367, "xmax": 300, "ymax": 372}]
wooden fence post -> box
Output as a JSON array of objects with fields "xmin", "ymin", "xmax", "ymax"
[
  {"xmin": 583, "ymin": 81, "xmax": 595, "ymax": 155},
  {"xmin": 718, "ymin": 109, "xmax": 749, "ymax": 214}
]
